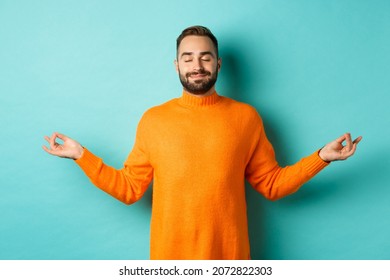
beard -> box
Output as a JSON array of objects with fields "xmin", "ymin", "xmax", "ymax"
[{"xmin": 178, "ymin": 68, "xmax": 218, "ymax": 95}]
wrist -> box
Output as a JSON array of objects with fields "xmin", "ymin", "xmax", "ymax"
[
  {"xmin": 74, "ymin": 145, "xmax": 85, "ymax": 160},
  {"xmin": 318, "ymin": 148, "xmax": 331, "ymax": 163}
]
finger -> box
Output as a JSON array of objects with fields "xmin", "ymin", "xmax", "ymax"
[
  {"xmin": 335, "ymin": 134, "xmax": 347, "ymax": 144},
  {"xmin": 350, "ymin": 136, "xmax": 362, "ymax": 155},
  {"xmin": 55, "ymin": 132, "xmax": 68, "ymax": 141},
  {"xmin": 50, "ymin": 132, "xmax": 59, "ymax": 150},
  {"xmin": 43, "ymin": 145, "xmax": 64, "ymax": 157},
  {"xmin": 49, "ymin": 132, "xmax": 59, "ymax": 149},
  {"xmin": 343, "ymin": 135, "xmax": 362, "ymax": 158},
  {"xmin": 348, "ymin": 144, "xmax": 357, "ymax": 157},
  {"xmin": 344, "ymin": 133, "xmax": 353, "ymax": 151},
  {"xmin": 353, "ymin": 136, "xmax": 363, "ymax": 145},
  {"xmin": 42, "ymin": 145, "xmax": 55, "ymax": 155}
]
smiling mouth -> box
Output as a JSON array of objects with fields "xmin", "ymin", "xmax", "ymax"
[
  {"xmin": 188, "ymin": 71, "xmax": 210, "ymax": 79},
  {"xmin": 190, "ymin": 74, "xmax": 207, "ymax": 79}
]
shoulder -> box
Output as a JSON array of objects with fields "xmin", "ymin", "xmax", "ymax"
[
  {"xmin": 220, "ymin": 96, "xmax": 263, "ymax": 122},
  {"xmin": 141, "ymin": 98, "xmax": 177, "ymax": 118},
  {"xmin": 136, "ymin": 98, "xmax": 180, "ymax": 132}
]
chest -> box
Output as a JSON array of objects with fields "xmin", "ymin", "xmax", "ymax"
[{"xmin": 147, "ymin": 110, "xmax": 252, "ymax": 171}]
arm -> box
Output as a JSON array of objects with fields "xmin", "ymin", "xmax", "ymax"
[
  {"xmin": 42, "ymin": 132, "xmax": 153, "ymax": 204},
  {"xmin": 246, "ymin": 122, "xmax": 362, "ymax": 201}
]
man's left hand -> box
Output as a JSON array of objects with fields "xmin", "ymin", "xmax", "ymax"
[{"xmin": 319, "ymin": 133, "xmax": 362, "ymax": 162}]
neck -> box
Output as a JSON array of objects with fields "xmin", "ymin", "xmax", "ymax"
[
  {"xmin": 183, "ymin": 86, "xmax": 216, "ymax": 98},
  {"xmin": 179, "ymin": 89, "xmax": 220, "ymax": 108}
]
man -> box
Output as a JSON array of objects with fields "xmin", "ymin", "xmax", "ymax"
[{"xmin": 43, "ymin": 26, "xmax": 362, "ymax": 260}]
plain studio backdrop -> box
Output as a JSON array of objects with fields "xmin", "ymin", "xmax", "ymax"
[{"xmin": 0, "ymin": 0, "xmax": 389, "ymax": 260}]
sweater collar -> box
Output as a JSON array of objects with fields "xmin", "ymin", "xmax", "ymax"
[{"xmin": 178, "ymin": 90, "xmax": 221, "ymax": 108}]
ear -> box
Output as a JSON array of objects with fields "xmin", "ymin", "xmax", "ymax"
[
  {"xmin": 174, "ymin": 59, "xmax": 179, "ymax": 73},
  {"xmin": 217, "ymin": 57, "xmax": 222, "ymax": 72}
]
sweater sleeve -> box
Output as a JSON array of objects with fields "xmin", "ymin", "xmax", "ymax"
[
  {"xmin": 245, "ymin": 117, "xmax": 329, "ymax": 201},
  {"xmin": 74, "ymin": 119, "xmax": 153, "ymax": 205}
]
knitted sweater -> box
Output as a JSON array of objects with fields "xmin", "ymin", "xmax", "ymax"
[{"xmin": 75, "ymin": 91, "xmax": 329, "ymax": 259}]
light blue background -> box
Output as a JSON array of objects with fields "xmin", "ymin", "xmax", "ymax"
[{"xmin": 1, "ymin": 0, "xmax": 389, "ymax": 260}]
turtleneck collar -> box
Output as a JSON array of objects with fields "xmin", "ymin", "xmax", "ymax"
[{"xmin": 178, "ymin": 91, "xmax": 221, "ymax": 108}]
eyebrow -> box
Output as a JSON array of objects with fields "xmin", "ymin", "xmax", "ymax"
[{"xmin": 180, "ymin": 51, "xmax": 215, "ymax": 58}]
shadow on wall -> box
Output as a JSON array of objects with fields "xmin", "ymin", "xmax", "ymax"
[
  {"xmin": 219, "ymin": 39, "xmax": 294, "ymax": 165},
  {"xmin": 218, "ymin": 42, "xmax": 256, "ymax": 103},
  {"xmin": 219, "ymin": 40, "xmax": 289, "ymax": 259}
]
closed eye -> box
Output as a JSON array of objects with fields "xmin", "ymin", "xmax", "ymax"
[{"xmin": 200, "ymin": 54, "xmax": 213, "ymax": 62}]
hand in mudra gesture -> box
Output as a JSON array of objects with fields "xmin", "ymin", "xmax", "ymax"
[
  {"xmin": 319, "ymin": 133, "xmax": 362, "ymax": 162},
  {"xmin": 42, "ymin": 132, "xmax": 84, "ymax": 160}
]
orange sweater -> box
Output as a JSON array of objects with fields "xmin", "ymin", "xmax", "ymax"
[{"xmin": 75, "ymin": 91, "xmax": 329, "ymax": 259}]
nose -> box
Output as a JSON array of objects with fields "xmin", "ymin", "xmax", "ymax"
[{"xmin": 193, "ymin": 58, "xmax": 204, "ymax": 71}]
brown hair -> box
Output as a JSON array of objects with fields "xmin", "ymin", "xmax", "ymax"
[{"xmin": 176, "ymin": 26, "xmax": 219, "ymax": 58}]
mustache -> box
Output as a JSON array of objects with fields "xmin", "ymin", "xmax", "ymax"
[{"xmin": 186, "ymin": 70, "xmax": 211, "ymax": 78}]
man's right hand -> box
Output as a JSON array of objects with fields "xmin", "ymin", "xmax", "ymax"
[{"xmin": 42, "ymin": 132, "xmax": 84, "ymax": 160}]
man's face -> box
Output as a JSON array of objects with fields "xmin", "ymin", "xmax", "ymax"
[{"xmin": 175, "ymin": 35, "xmax": 221, "ymax": 96}]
